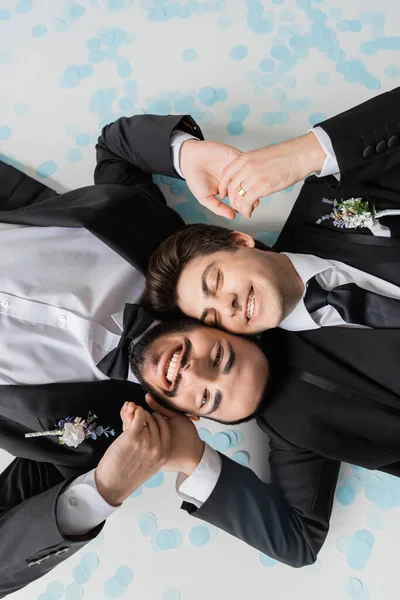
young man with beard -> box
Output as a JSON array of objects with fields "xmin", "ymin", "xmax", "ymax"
[{"xmin": 128, "ymin": 315, "xmax": 400, "ymax": 567}]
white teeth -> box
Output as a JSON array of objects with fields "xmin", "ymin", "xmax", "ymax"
[
  {"xmin": 247, "ymin": 289, "xmax": 255, "ymax": 321},
  {"xmin": 166, "ymin": 350, "xmax": 181, "ymax": 384}
]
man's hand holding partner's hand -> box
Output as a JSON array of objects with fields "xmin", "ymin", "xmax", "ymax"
[{"xmin": 95, "ymin": 403, "xmax": 171, "ymax": 506}]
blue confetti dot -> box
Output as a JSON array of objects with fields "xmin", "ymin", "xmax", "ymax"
[
  {"xmin": 115, "ymin": 566, "xmax": 134, "ymax": 586},
  {"xmin": 138, "ymin": 512, "xmax": 158, "ymax": 536},
  {"xmin": 37, "ymin": 595, "xmax": 53, "ymax": 600},
  {"xmin": 65, "ymin": 583, "xmax": 83, "ymax": 600},
  {"xmin": 46, "ymin": 582, "xmax": 64, "ymax": 600},
  {"xmin": 227, "ymin": 121, "xmax": 244, "ymax": 136},
  {"xmin": 183, "ymin": 49, "xmax": 197, "ymax": 62},
  {"xmin": 272, "ymin": 88, "xmax": 287, "ymax": 101},
  {"xmin": 0, "ymin": 126, "xmax": 12, "ymax": 140},
  {"xmin": 115, "ymin": 57, "xmax": 132, "ymax": 78},
  {"xmin": 67, "ymin": 149, "xmax": 82, "ymax": 163},
  {"xmin": 14, "ymin": 0, "xmax": 32, "ymax": 13},
  {"xmin": 308, "ymin": 112, "xmax": 327, "ymax": 126},
  {"xmin": 36, "ymin": 160, "xmax": 57, "ymax": 178},
  {"xmin": 0, "ymin": 9, "xmax": 11, "ymax": 21},
  {"xmin": 198, "ymin": 87, "xmax": 217, "ymax": 106},
  {"xmin": 86, "ymin": 37, "xmax": 100, "ymax": 51},
  {"xmin": 169, "ymin": 528, "xmax": 183, "ymax": 548},
  {"xmin": 224, "ymin": 430, "xmax": 239, "ymax": 447},
  {"xmin": 385, "ymin": 65, "xmax": 400, "ymax": 78},
  {"xmin": 336, "ymin": 484, "xmax": 355, "ymax": 506},
  {"xmin": 259, "ymin": 58, "xmax": 275, "ymax": 72},
  {"xmin": 119, "ymin": 97, "xmax": 134, "ymax": 111},
  {"xmin": 32, "ymin": 25, "xmax": 47, "ymax": 37},
  {"xmin": 354, "ymin": 529, "xmax": 374, "ymax": 546},
  {"xmin": 197, "ymin": 428, "xmax": 212, "ymax": 444},
  {"xmin": 232, "ymin": 103, "xmax": 250, "ymax": 122},
  {"xmin": 61, "ymin": 65, "xmax": 80, "ymax": 89},
  {"xmin": 271, "ymin": 46, "xmax": 291, "ymax": 60},
  {"xmin": 215, "ymin": 87, "xmax": 228, "ymax": 102},
  {"xmin": 232, "ymin": 451, "xmax": 250, "ymax": 466},
  {"xmin": 212, "ymin": 432, "xmax": 231, "ymax": 452},
  {"xmin": 259, "ymin": 553, "xmax": 277, "ymax": 567},
  {"xmin": 155, "ymin": 529, "xmax": 177, "ymax": 551},
  {"xmin": 144, "ymin": 471, "xmax": 164, "ymax": 488},
  {"xmin": 104, "ymin": 577, "xmax": 124, "ymax": 598},
  {"xmin": 188, "ymin": 525, "xmax": 210, "ymax": 547},
  {"xmin": 147, "ymin": 6, "xmax": 165, "ymax": 21},
  {"xmin": 70, "ymin": 4, "xmax": 85, "ymax": 17},
  {"xmin": 129, "ymin": 486, "xmax": 143, "ymax": 498},
  {"xmin": 76, "ymin": 133, "xmax": 90, "ymax": 147},
  {"xmin": 55, "ymin": 18, "xmax": 67, "ymax": 32},
  {"xmin": 347, "ymin": 578, "xmax": 364, "ymax": 599},
  {"xmin": 72, "ymin": 565, "xmax": 91, "ymax": 585},
  {"xmin": 163, "ymin": 591, "xmax": 181, "ymax": 600},
  {"xmin": 80, "ymin": 552, "xmax": 99, "ymax": 572},
  {"xmin": 218, "ymin": 16, "xmax": 232, "ymax": 28},
  {"xmin": 230, "ymin": 44, "xmax": 248, "ymax": 61},
  {"xmin": 79, "ymin": 64, "xmax": 94, "ymax": 78}
]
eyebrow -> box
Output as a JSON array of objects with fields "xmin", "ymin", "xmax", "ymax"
[
  {"xmin": 205, "ymin": 389, "xmax": 222, "ymax": 416},
  {"xmin": 223, "ymin": 342, "xmax": 235, "ymax": 374},
  {"xmin": 201, "ymin": 261, "xmax": 216, "ymax": 298}
]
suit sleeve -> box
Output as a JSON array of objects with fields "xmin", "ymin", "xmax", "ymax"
[
  {"xmin": 317, "ymin": 86, "xmax": 400, "ymax": 188},
  {"xmin": 94, "ymin": 114, "xmax": 204, "ymax": 185},
  {"xmin": 0, "ymin": 458, "xmax": 103, "ymax": 598},
  {"xmin": 181, "ymin": 443, "xmax": 340, "ymax": 568},
  {"xmin": 0, "ymin": 160, "xmax": 57, "ymax": 212}
]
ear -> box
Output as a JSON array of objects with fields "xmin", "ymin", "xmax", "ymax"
[
  {"xmin": 186, "ymin": 414, "xmax": 200, "ymax": 422},
  {"xmin": 229, "ymin": 230, "xmax": 256, "ymax": 248}
]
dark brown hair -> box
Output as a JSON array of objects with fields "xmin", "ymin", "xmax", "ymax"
[{"xmin": 144, "ymin": 223, "xmax": 270, "ymax": 316}]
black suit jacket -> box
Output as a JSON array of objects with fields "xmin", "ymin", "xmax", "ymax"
[{"xmin": 184, "ymin": 86, "xmax": 400, "ymax": 566}]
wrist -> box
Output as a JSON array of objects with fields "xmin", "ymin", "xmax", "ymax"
[
  {"xmin": 179, "ymin": 139, "xmax": 201, "ymax": 179},
  {"xmin": 181, "ymin": 441, "xmax": 205, "ymax": 477},
  {"xmin": 299, "ymin": 131, "xmax": 326, "ymax": 177},
  {"xmin": 94, "ymin": 469, "xmax": 124, "ymax": 507}
]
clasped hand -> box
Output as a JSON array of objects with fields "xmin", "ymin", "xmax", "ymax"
[
  {"xmin": 95, "ymin": 400, "xmax": 204, "ymax": 506},
  {"xmin": 181, "ymin": 131, "xmax": 326, "ymax": 220}
]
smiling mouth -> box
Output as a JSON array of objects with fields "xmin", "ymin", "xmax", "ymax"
[
  {"xmin": 165, "ymin": 346, "xmax": 183, "ymax": 387},
  {"xmin": 246, "ymin": 287, "xmax": 255, "ymax": 321}
]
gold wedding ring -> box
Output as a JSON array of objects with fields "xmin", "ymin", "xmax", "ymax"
[{"xmin": 237, "ymin": 183, "xmax": 247, "ymax": 197}]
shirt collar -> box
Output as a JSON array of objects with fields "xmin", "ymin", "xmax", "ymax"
[{"xmin": 279, "ymin": 252, "xmax": 333, "ymax": 331}]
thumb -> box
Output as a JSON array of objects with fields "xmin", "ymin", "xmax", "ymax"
[
  {"xmin": 200, "ymin": 195, "xmax": 236, "ymax": 220},
  {"xmin": 145, "ymin": 393, "xmax": 177, "ymax": 419}
]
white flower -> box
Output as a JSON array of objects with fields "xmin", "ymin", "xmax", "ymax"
[{"xmin": 59, "ymin": 421, "xmax": 86, "ymax": 448}]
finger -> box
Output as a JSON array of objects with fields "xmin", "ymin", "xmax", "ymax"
[
  {"xmin": 199, "ymin": 195, "xmax": 236, "ymax": 220},
  {"xmin": 143, "ymin": 411, "xmax": 161, "ymax": 445},
  {"xmin": 122, "ymin": 411, "xmax": 135, "ymax": 432},
  {"xmin": 219, "ymin": 155, "xmax": 246, "ymax": 199},
  {"xmin": 228, "ymin": 179, "xmax": 256, "ymax": 218},
  {"xmin": 128, "ymin": 405, "xmax": 146, "ymax": 435},
  {"xmin": 120, "ymin": 401, "xmax": 128, "ymax": 420},
  {"xmin": 153, "ymin": 412, "xmax": 172, "ymax": 452}
]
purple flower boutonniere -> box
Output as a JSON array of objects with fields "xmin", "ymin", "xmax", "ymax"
[
  {"xmin": 25, "ymin": 412, "xmax": 115, "ymax": 448},
  {"xmin": 317, "ymin": 197, "xmax": 400, "ymax": 230}
]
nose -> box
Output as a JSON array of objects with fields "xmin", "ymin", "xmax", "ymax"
[
  {"xmin": 181, "ymin": 356, "xmax": 216, "ymax": 383},
  {"xmin": 220, "ymin": 293, "xmax": 237, "ymax": 318}
]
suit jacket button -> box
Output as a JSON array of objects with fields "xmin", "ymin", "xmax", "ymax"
[
  {"xmin": 363, "ymin": 145, "xmax": 374, "ymax": 158},
  {"xmin": 376, "ymin": 140, "xmax": 387, "ymax": 153},
  {"xmin": 388, "ymin": 134, "xmax": 399, "ymax": 148}
]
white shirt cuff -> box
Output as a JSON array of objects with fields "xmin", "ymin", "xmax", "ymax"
[
  {"xmin": 170, "ymin": 130, "xmax": 198, "ymax": 178},
  {"xmin": 309, "ymin": 126, "xmax": 340, "ymax": 181},
  {"xmin": 176, "ymin": 443, "xmax": 222, "ymax": 508},
  {"xmin": 56, "ymin": 468, "xmax": 119, "ymax": 536}
]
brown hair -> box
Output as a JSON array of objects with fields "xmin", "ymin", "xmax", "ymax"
[{"xmin": 144, "ymin": 223, "xmax": 269, "ymax": 315}]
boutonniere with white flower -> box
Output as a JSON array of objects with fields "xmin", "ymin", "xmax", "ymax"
[
  {"xmin": 25, "ymin": 412, "xmax": 115, "ymax": 449},
  {"xmin": 317, "ymin": 197, "xmax": 400, "ymax": 230}
]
